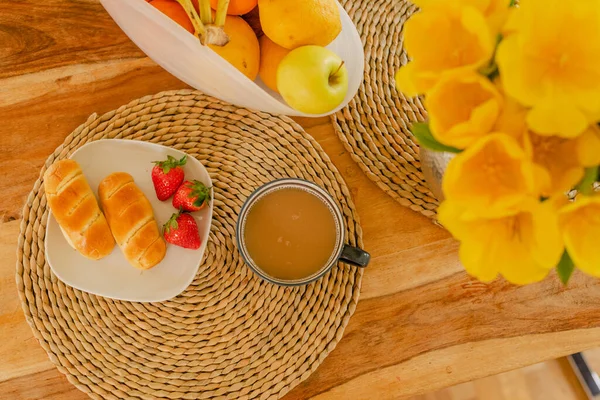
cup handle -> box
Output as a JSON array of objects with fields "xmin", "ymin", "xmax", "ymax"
[{"xmin": 339, "ymin": 245, "xmax": 370, "ymax": 268}]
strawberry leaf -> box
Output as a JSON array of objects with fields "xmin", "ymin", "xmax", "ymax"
[
  {"xmin": 187, "ymin": 180, "xmax": 212, "ymax": 207},
  {"xmin": 153, "ymin": 155, "xmax": 187, "ymax": 174},
  {"xmin": 163, "ymin": 211, "xmax": 181, "ymax": 235}
]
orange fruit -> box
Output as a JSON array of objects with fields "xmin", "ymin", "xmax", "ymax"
[
  {"xmin": 258, "ymin": 35, "xmax": 290, "ymax": 92},
  {"xmin": 209, "ymin": 15, "xmax": 260, "ymax": 80},
  {"xmin": 150, "ymin": 0, "xmax": 194, "ymax": 34},
  {"xmin": 210, "ymin": 0, "xmax": 257, "ymax": 15}
]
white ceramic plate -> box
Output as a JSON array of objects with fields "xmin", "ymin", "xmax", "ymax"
[
  {"xmin": 45, "ymin": 139, "xmax": 213, "ymax": 302},
  {"xmin": 99, "ymin": 0, "xmax": 365, "ymax": 117}
]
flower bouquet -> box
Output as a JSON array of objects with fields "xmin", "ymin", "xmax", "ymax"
[{"xmin": 395, "ymin": 0, "xmax": 600, "ymax": 284}]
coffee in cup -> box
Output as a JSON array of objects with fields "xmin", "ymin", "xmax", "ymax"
[{"xmin": 237, "ymin": 179, "xmax": 369, "ymax": 286}]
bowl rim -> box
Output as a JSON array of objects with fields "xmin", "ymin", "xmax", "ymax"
[{"xmin": 100, "ymin": 0, "xmax": 365, "ymax": 117}]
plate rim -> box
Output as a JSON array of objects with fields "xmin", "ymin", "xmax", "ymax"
[{"xmin": 44, "ymin": 138, "xmax": 214, "ymax": 302}]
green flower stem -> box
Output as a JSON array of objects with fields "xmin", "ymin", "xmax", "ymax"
[
  {"xmin": 480, "ymin": 34, "xmax": 503, "ymax": 79},
  {"xmin": 576, "ymin": 166, "xmax": 598, "ymax": 196}
]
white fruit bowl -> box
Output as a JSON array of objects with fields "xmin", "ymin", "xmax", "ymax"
[{"xmin": 99, "ymin": 0, "xmax": 364, "ymax": 117}]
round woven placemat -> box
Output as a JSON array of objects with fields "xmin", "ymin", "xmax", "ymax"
[
  {"xmin": 334, "ymin": 0, "xmax": 437, "ymax": 218},
  {"xmin": 16, "ymin": 89, "xmax": 363, "ymax": 400}
]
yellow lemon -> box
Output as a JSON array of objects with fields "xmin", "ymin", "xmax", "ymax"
[
  {"xmin": 258, "ymin": 0, "xmax": 342, "ymax": 49},
  {"xmin": 258, "ymin": 35, "xmax": 290, "ymax": 92},
  {"xmin": 209, "ymin": 15, "xmax": 260, "ymax": 80}
]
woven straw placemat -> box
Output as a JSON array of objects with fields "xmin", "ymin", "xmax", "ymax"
[
  {"xmin": 334, "ymin": 0, "xmax": 437, "ymax": 218},
  {"xmin": 16, "ymin": 90, "xmax": 363, "ymax": 400}
]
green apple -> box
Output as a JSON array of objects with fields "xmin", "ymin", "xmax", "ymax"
[{"xmin": 277, "ymin": 45, "xmax": 349, "ymax": 114}]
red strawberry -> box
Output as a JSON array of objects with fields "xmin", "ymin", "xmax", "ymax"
[
  {"xmin": 151, "ymin": 155, "xmax": 187, "ymax": 201},
  {"xmin": 172, "ymin": 180, "xmax": 211, "ymax": 212},
  {"xmin": 163, "ymin": 210, "xmax": 201, "ymax": 249}
]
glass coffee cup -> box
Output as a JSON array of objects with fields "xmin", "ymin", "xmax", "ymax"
[{"xmin": 236, "ymin": 178, "xmax": 370, "ymax": 286}]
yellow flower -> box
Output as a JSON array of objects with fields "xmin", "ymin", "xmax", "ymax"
[
  {"xmin": 496, "ymin": 0, "xmax": 600, "ymax": 138},
  {"xmin": 395, "ymin": 2, "xmax": 494, "ymax": 96},
  {"xmin": 443, "ymin": 133, "xmax": 548, "ymax": 217},
  {"xmin": 426, "ymin": 71, "xmax": 502, "ymax": 149},
  {"xmin": 492, "ymin": 90, "xmax": 528, "ymax": 141},
  {"xmin": 526, "ymin": 127, "xmax": 600, "ymax": 196},
  {"xmin": 413, "ymin": 0, "xmax": 510, "ymax": 33},
  {"xmin": 576, "ymin": 125, "xmax": 600, "ymax": 167},
  {"xmin": 491, "ymin": 93, "xmax": 600, "ymax": 194},
  {"xmin": 439, "ymin": 198, "xmax": 564, "ymax": 284},
  {"xmin": 559, "ymin": 195, "xmax": 600, "ymax": 277}
]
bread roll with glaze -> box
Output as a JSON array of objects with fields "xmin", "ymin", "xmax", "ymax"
[
  {"xmin": 98, "ymin": 172, "xmax": 166, "ymax": 270},
  {"xmin": 44, "ymin": 160, "xmax": 115, "ymax": 260}
]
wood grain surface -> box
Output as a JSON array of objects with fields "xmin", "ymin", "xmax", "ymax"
[
  {"xmin": 2, "ymin": 0, "xmax": 600, "ymax": 399},
  {"xmin": 411, "ymin": 356, "xmax": 589, "ymax": 400}
]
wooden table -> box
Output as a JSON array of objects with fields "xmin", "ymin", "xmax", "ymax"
[{"xmin": 2, "ymin": 1, "xmax": 600, "ymax": 399}]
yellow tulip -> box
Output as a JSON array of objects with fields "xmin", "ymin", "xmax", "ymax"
[
  {"xmin": 439, "ymin": 198, "xmax": 564, "ymax": 284},
  {"xmin": 413, "ymin": 0, "xmax": 510, "ymax": 33},
  {"xmin": 426, "ymin": 71, "xmax": 502, "ymax": 149},
  {"xmin": 559, "ymin": 195, "xmax": 600, "ymax": 277},
  {"xmin": 395, "ymin": 2, "xmax": 494, "ymax": 96},
  {"xmin": 496, "ymin": 0, "xmax": 600, "ymax": 138},
  {"xmin": 526, "ymin": 127, "xmax": 600, "ymax": 196},
  {"xmin": 490, "ymin": 92, "xmax": 600, "ymax": 195},
  {"xmin": 576, "ymin": 125, "xmax": 600, "ymax": 167},
  {"xmin": 443, "ymin": 133, "xmax": 548, "ymax": 217},
  {"xmin": 492, "ymin": 90, "xmax": 528, "ymax": 141}
]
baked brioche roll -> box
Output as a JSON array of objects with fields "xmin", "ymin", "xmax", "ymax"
[
  {"xmin": 98, "ymin": 172, "xmax": 166, "ymax": 270},
  {"xmin": 44, "ymin": 159, "xmax": 115, "ymax": 260}
]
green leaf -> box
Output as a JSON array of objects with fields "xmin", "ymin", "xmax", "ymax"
[
  {"xmin": 509, "ymin": 0, "xmax": 516, "ymax": 6},
  {"xmin": 411, "ymin": 123, "xmax": 461, "ymax": 154},
  {"xmin": 575, "ymin": 166, "xmax": 598, "ymax": 195},
  {"xmin": 557, "ymin": 251, "xmax": 575, "ymax": 285}
]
